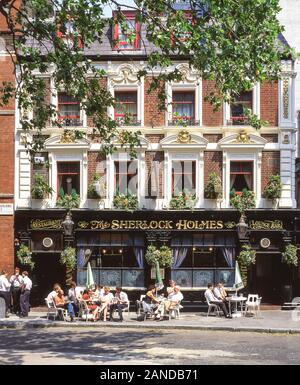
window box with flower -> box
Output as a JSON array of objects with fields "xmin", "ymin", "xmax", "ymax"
[{"xmin": 169, "ymin": 190, "xmax": 198, "ymax": 210}]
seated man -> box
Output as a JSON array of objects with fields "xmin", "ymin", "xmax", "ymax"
[
  {"xmin": 157, "ymin": 285, "xmax": 183, "ymax": 320},
  {"xmin": 205, "ymin": 283, "xmax": 231, "ymax": 318},
  {"xmin": 213, "ymin": 282, "xmax": 230, "ymax": 312},
  {"xmin": 99, "ymin": 286, "xmax": 114, "ymax": 321},
  {"xmin": 166, "ymin": 280, "xmax": 176, "ymax": 296},
  {"xmin": 109, "ymin": 287, "xmax": 129, "ymax": 322},
  {"xmin": 68, "ymin": 281, "xmax": 82, "ymax": 316},
  {"xmin": 54, "ymin": 289, "xmax": 75, "ymax": 321},
  {"xmin": 143, "ymin": 285, "xmax": 161, "ymax": 318}
]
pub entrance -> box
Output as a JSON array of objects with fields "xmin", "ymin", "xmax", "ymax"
[{"xmin": 251, "ymin": 253, "xmax": 288, "ymax": 304}]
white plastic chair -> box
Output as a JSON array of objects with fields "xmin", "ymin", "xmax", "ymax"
[
  {"xmin": 167, "ymin": 302, "xmax": 182, "ymax": 320},
  {"xmin": 45, "ymin": 298, "xmax": 58, "ymax": 320},
  {"xmin": 244, "ymin": 294, "xmax": 261, "ymax": 317},
  {"xmin": 205, "ymin": 293, "xmax": 221, "ymax": 317}
]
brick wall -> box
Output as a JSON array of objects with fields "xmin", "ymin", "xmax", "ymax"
[
  {"xmin": 144, "ymin": 77, "xmax": 165, "ymax": 127},
  {"xmin": 145, "ymin": 134, "xmax": 165, "ymax": 143},
  {"xmin": 202, "ymin": 81, "xmax": 223, "ymax": 126},
  {"xmin": 88, "ymin": 152, "xmax": 107, "ymax": 183},
  {"xmin": 0, "ymin": 54, "xmax": 15, "ymax": 272},
  {"xmin": 203, "ymin": 134, "xmax": 222, "ymax": 143},
  {"xmin": 87, "ymin": 78, "xmax": 108, "ymax": 127},
  {"xmin": 145, "ymin": 151, "xmax": 164, "ymax": 198},
  {"xmin": 204, "ymin": 151, "xmax": 223, "ymax": 186},
  {"xmin": 261, "ymin": 151, "xmax": 280, "ymax": 191},
  {"xmin": 260, "ymin": 81, "xmax": 278, "ymax": 126},
  {"xmin": 261, "ymin": 134, "xmax": 278, "ymax": 143}
]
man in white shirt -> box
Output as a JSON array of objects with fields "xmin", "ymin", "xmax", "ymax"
[
  {"xmin": 0, "ymin": 270, "xmax": 11, "ymax": 317},
  {"xmin": 205, "ymin": 283, "xmax": 231, "ymax": 318},
  {"xmin": 213, "ymin": 282, "xmax": 230, "ymax": 313},
  {"xmin": 46, "ymin": 283, "xmax": 61, "ymax": 303},
  {"xmin": 10, "ymin": 267, "xmax": 24, "ymax": 314},
  {"xmin": 157, "ymin": 286, "xmax": 184, "ymax": 320},
  {"xmin": 20, "ymin": 271, "xmax": 32, "ymax": 317},
  {"xmin": 109, "ymin": 287, "xmax": 129, "ymax": 322}
]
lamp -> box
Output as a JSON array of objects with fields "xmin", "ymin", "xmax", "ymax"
[
  {"xmin": 62, "ymin": 211, "xmax": 74, "ymax": 236},
  {"xmin": 237, "ymin": 215, "xmax": 248, "ymax": 239}
]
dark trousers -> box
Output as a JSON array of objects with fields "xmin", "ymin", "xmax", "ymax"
[
  {"xmin": 110, "ymin": 303, "xmax": 127, "ymax": 320},
  {"xmin": 211, "ymin": 301, "xmax": 229, "ymax": 317},
  {"xmin": 0, "ymin": 291, "xmax": 10, "ymax": 314},
  {"xmin": 20, "ymin": 290, "xmax": 31, "ymax": 317},
  {"xmin": 11, "ymin": 287, "xmax": 21, "ymax": 314}
]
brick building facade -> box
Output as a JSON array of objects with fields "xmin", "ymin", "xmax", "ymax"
[{"xmin": 1, "ymin": 4, "xmax": 299, "ymax": 304}]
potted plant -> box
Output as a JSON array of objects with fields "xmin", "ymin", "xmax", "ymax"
[
  {"xmin": 204, "ymin": 172, "xmax": 222, "ymax": 208},
  {"xmin": 230, "ymin": 189, "xmax": 256, "ymax": 215},
  {"xmin": 236, "ymin": 244, "xmax": 256, "ymax": 286},
  {"xmin": 113, "ymin": 191, "xmax": 138, "ymax": 211},
  {"xmin": 169, "ymin": 190, "xmax": 198, "ymax": 210},
  {"xmin": 56, "ymin": 188, "xmax": 80, "ymax": 209},
  {"xmin": 145, "ymin": 245, "xmax": 173, "ymax": 287},
  {"xmin": 281, "ymin": 244, "xmax": 298, "ymax": 302},
  {"xmin": 31, "ymin": 174, "xmax": 53, "ymax": 208},
  {"xmin": 17, "ymin": 244, "xmax": 35, "ymax": 270},
  {"xmin": 263, "ymin": 174, "xmax": 282, "ymax": 208},
  {"xmin": 60, "ymin": 246, "xmax": 77, "ymax": 286},
  {"xmin": 87, "ymin": 173, "xmax": 106, "ymax": 199}
]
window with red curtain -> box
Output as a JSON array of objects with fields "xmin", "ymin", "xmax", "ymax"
[
  {"xmin": 230, "ymin": 161, "xmax": 253, "ymax": 193},
  {"xmin": 172, "ymin": 160, "xmax": 196, "ymax": 195},
  {"xmin": 230, "ymin": 91, "xmax": 253, "ymax": 125},
  {"xmin": 172, "ymin": 91, "xmax": 195, "ymax": 123},
  {"xmin": 113, "ymin": 12, "xmax": 140, "ymax": 50},
  {"xmin": 56, "ymin": 20, "xmax": 83, "ymax": 48},
  {"xmin": 115, "ymin": 91, "xmax": 138, "ymax": 125},
  {"xmin": 58, "ymin": 93, "xmax": 81, "ymax": 126},
  {"xmin": 57, "ymin": 162, "xmax": 80, "ymax": 195},
  {"xmin": 114, "ymin": 161, "xmax": 138, "ymax": 194}
]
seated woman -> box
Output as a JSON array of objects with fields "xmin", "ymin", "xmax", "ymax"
[
  {"xmin": 99, "ymin": 286, "xmax": 114, "ymax": 321},
  {"xmin": 81, "ymin": 289, "xmax": 100, "ymax": 321},
  {"xmin": 54, "ymin": 289, "xmax": 75, "ymax": 321},
  {"xmin": 156, "ymin": 285, "xmax": 183, "ymax": 320},
  {"xmin": 143, "ymin": 285, "xmax": 161, "ymax": 319}
]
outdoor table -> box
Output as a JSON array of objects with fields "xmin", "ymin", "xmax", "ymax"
[{"xmin": 226, "ymin": 296, "xmax": 247, "ymax": 318}]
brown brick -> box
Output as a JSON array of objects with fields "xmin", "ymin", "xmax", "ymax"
[
  {"xmin": 203, "ymin": 134, "xmax": 222, "ymax": 143},
  {"xmin": 88, "ymin": 152, "xmax": 107, "ymax": 183},
  {"xmin": 144, "ymin": 77, "xmax": 165, "ymax": 127},
  {"xmin": 261, "ymin": 134, "xmax": 278, "ymax": 143},
  {"xmin": 261, "ymin": 151, "xmax": 280, "ymax": 192},
  {"xmin": 204, "ymin": 151, "xmax": 223, "ymax": 186},
  {"xmin": 145, "ymin": 134, "xmax": 165, "ymax": 143},
  {"xmin": 145, "ymin": 151, "xmax": 164, "ymax": 198},
  {"xmin": 260, "ymin": 81, "xmax": 278, "ymax": 126},
  {"xmin": 202, "ymin": 81, "xmax": 223, "ymax": 126}
]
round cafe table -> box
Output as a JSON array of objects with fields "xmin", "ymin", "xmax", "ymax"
[{"xmin": 226, "ymin": 296, "xmax": 247, "ymax": 318}]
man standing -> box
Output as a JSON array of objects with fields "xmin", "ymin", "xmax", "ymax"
[
  {"xmin": 10, "ymin": 267, "xmax": 23, "ymax": 315},
  {"xmin": 0, "ymin": 270, "xmax": 11, "ymax": 317},
  {"xmin": 109, "ymin": 287, "xmax": 129, "ymax": 322},
  {"xmin": 20, "ymin": 271, "xmax": 32, "ymax": 318}
]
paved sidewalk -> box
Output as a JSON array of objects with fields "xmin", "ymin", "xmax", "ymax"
[{"xmin": 1, "ymin": 308, "xmax": 300, "ymax": 334}]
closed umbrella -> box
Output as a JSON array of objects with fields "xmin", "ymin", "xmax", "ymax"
[
  {"xmin": 155, "ymin": 260, "xmax": 164, "ymax": 292},
  {"xmin": 234, "ymin": 261, "xmax": 244, "ymax": 295},
  {"xmin": 86, "ymin": 262, "xmax": 95, "ymax": 289}
]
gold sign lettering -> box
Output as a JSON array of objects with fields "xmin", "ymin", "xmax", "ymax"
[
  {"xmin": 249, "ymin": 220, "xmax": 283, "ymax": 230},
  {"xmin": 30, "ymin": 219, "xmax": 62, "ymax": 230}
]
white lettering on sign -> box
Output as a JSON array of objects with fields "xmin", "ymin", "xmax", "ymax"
[{"xmin": 0, "ymin": 203, "xmax": 14, "ymax": 215}]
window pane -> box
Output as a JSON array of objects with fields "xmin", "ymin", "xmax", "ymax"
[
  {"xmin": 171, "ymin": 269, "xmax": 192, "ymax": 287},
  {"xmin": 122, "ymin": 270, "xmax": 144, "ymax": 287},
  {"xmin": 193, "ymin": 270, "xmax": 214, "ymax": 287},
  {"xmin": 100, "ymin": 270, "xmax": 121, "ymax": 287}
]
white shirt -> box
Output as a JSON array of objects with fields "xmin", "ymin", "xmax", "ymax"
[
  {"xmin": 168, "ymin": 291, "xmax": 183, "ymax": 302},
  {"xmin": 101, "ymin": 292, "xmax": 114, "ymax": 303},
  {"xmin": 213, "ymin": 287, "xmax": 223, "ymax": 300},
  {"xmin": 46, "ymin": 290, "xmax": 57, "ymax": 303},
  {"xmin": 115, "ymin": 291, "xmax": 129, "ymax": 304},
  {"xmin": 0, "ymin": 275, "xmax": 11, "ymax": 292},
  {"xmin": 22, "ymin": 276, "xmax": 32, "ymax": 291},
  {"xmin": 205, "ymin": 289, "xmax": 220, "ymax": 303},
  {"xmin": 10, "ymin": 274, "xmax": 24, "ymax": 288},
  {"xmin": 68, "ymin": 287, "xmax": 82, "ymax": 303}
]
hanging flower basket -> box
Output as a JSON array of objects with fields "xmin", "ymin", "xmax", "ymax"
[{"xmin": 17, "ymin": 244, "xmax": 35, "ymax": 269}]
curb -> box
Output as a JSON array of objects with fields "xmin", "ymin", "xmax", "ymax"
[{"xmin": 1, "ymin": 320, "xmax": 300, "ymax": 335}]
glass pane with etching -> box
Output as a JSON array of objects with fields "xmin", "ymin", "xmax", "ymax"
[
  {"xmin": 77, "ymin": 269, "xmax": 86, "ymax": 286},
  {"xmin": 216, "ymin": 269, "xmax": 235, "ymax": 287},
  {"xmin": 171, "ymin": 269, "xmax": 192, "ymax": 287},
  {"xmin": 193, "ymin": 270, "xmax": 214, "ymax": 287},
  {"xmin": 122, "ymin": 270, "xmax": 144, "ymax": 287},
  {"xmin": 100, "ymin": 269, "xmax": 121, "ymax": 287}
]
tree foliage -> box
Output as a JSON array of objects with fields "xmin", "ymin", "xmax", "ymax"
[{"xmin": 0, "ymin": 0, "xmax": 292, "ymax": 156}]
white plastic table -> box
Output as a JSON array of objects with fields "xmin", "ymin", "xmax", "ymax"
[{"xmin": 227, "ymin": 296, "xmax": 247, "ymax": 318}]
